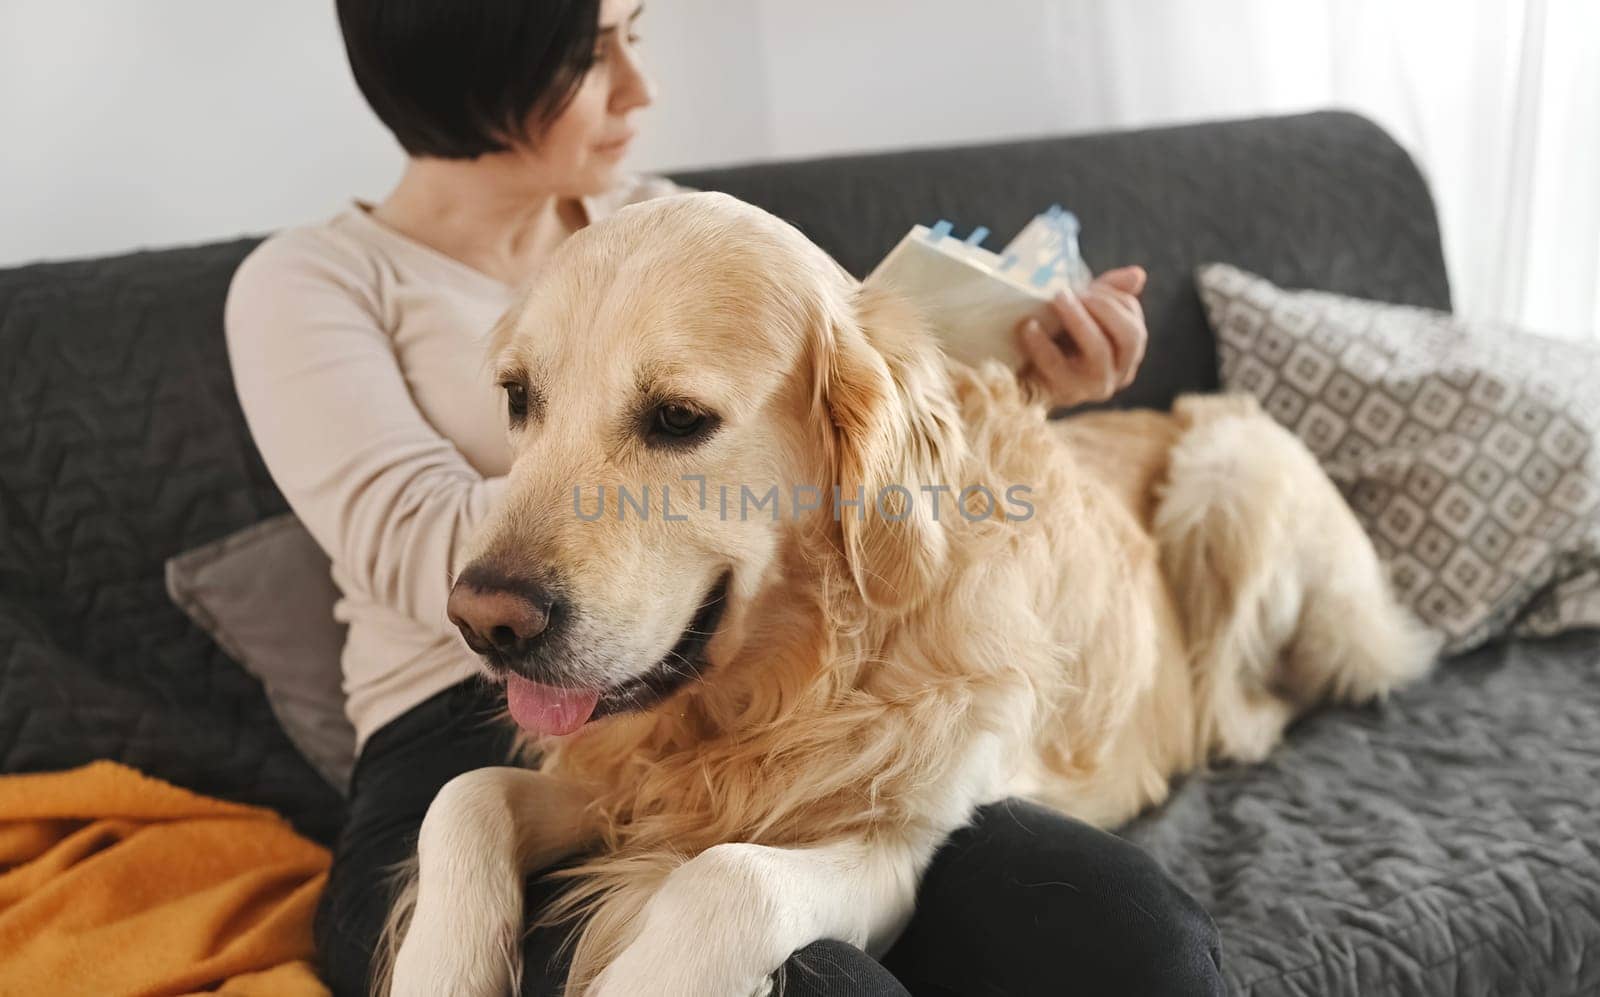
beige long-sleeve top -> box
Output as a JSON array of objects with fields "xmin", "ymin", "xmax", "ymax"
[{"xmin": 225, "ymin": 175, "xmax": 682, "ymax": 749}]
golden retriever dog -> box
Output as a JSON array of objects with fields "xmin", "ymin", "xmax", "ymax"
[{"xmin": 382, "ymin": 192, "xmax": 1432, "ymax": 996}]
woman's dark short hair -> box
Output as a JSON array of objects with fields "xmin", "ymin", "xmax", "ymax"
[{"xmin": 337, "ymin": 0, "xmax": 601, "ymax": 159}]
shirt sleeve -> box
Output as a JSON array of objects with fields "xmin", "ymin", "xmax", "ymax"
[{"xmin": 224, "ymin": 231, "xmax": 506, "ymax": 638}]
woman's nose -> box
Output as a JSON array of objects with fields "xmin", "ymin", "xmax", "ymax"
[{"xmin": 610, "ymin": 40, "xmax": 655, "ymax": 112}]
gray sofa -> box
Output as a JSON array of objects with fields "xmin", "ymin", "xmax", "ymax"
[{"xmin": 2, "ymin": 111, "xmax": 1595, "ymax": 995}]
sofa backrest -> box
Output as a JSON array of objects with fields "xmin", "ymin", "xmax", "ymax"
[
  {"xmin": 0, "ymin": 111, "xmax": 1450, "ymax": 837},
  {"xmin": 0, "ymin": 238, "xmax": 344, "ymax": 836},
  {"xmin": 674, "ymin": 110, "xmax": 1452, "ymax": 411}
]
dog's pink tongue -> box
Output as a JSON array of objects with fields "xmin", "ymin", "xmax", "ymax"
[{"xmin": 505, "ymin": 674, "xmax": 601, "ymax": 737}]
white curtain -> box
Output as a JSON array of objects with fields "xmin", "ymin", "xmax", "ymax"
[{"xmin": 1049, "ymin": 0, "xmax": 1600, "ymax": 339}]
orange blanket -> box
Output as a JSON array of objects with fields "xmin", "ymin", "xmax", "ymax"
[{"xmin": 0, "ymin": 761, "xmax": 330, "ymax": 996}]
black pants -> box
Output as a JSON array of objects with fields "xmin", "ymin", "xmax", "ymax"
[{"xmin": 316, "ymin": 680, "xmax": 1225, "ymax": 996}]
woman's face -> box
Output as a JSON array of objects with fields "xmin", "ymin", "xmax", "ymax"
[{"xmin": 513, "ymin": 0, "xmax": 653, "ymax": 197}]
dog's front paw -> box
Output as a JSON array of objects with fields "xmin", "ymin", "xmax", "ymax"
[
  {"xmin": 389, "ymin": 904, "xmax": 517, "ymax": 997},
  {"xmin": 589, "ymin": 914, "xmax": 777, "ymax": 997},
  {"xmin": 590, "ymin": 956, "xmax": 774, "ymax": 997},
  {"xmin": 588, "ymin": 843, "xmax": 814, "ymax": 997}
]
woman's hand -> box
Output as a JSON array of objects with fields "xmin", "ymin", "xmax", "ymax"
[{"xmin": 1015, "ymin": 265, "xmax": 1149, "ymax": 410}]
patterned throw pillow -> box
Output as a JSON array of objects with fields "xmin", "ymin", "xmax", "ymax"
[{"xmin": 1196, "ymin": 263, "xmax": 1600, "ymax": 655}]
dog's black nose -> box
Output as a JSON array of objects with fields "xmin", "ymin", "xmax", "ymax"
[{"xmin": 447, "ymin": 568, "xmax": 556, "ymax": 659}]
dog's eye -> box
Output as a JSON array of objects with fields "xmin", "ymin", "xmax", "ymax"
[
  {"xmin": 656, "ymin": 403, "xmax": 705, "ymax": 436},
  {"xmin": 648, "ymin": 402, "xmax": 717, "ymax": 444},
  {"xmin": 503, "ymin": 382, "xmax": 529, "ymax": 422}
]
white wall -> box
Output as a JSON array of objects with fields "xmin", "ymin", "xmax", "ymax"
[
  {"xmin": 3, "ymin": 3, "xmax": 400, "ymax": 265},
  {"xmin": 0, "ymin": 0, "xmax": 784, "ymax": 268},
  {"xmin": 0, "ymin": 0, "xmax": 1373, "ymax": 265},
  {"xmin": 4, "ymin": 1, "xmax": 1596, "ymax": 336}
]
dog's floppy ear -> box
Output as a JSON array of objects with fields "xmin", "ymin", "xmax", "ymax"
[{"xmin": 817, "ymin": 284, "xmax": 966, "ymax": 611}]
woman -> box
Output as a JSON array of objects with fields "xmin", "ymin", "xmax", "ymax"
[{"xmin": 225, "ymin": 1, "xmax": 1224, "ymax": 993}]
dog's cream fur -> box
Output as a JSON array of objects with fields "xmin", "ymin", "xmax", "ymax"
[{"xmin": 383, "ymin": 192, "xmax": 1433, "ymax": 996}]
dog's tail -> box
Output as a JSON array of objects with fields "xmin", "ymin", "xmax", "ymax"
[{"xmin": 1154, "ymin": 393, "xmax": 1435, "ymax": 763}]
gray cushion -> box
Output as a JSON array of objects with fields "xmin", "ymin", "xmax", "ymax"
[{"xmin": 164, "ymin": 514, "xmax": 355, "ymax": 792}]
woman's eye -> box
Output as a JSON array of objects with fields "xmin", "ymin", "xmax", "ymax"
[
  {"xmin": 504, "ymin": 383, "xmax": 528, "ymax": 420},
  {"xmin": 592, "ymin": 31, "xmax": 641, "ymax": 64},
  {"xmin": 649, "ymin": 403, "xmax": 717, "ymax": 444}
]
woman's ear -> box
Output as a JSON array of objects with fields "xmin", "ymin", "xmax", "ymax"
[{"xmin": 819, "ymin": 284, "xmax": 966, "ymax": 611}]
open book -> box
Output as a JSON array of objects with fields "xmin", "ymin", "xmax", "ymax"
[{"xmin": 864, "ymin": 207, "xmax": 1092, "ymax": 371}]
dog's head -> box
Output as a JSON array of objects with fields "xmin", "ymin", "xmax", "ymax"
[{"xmin": 448, "ymin": 192, "xmax": 965, "ymax": 736}]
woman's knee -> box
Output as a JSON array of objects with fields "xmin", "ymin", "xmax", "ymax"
[
  {"xmin": 886, "ymin": 799, "xmax": 1224, "ymax": 996},
  {"xmin": 1088, "ymin": 835, "xmax": 1224, "ymax": 995},
  {"xmin": 980, "ymin": 800, "xmax": 1222, "ymax": 994},
  {"xmin": 779, "ymin": 939, "xmax": 910, "ymax": 997}
]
